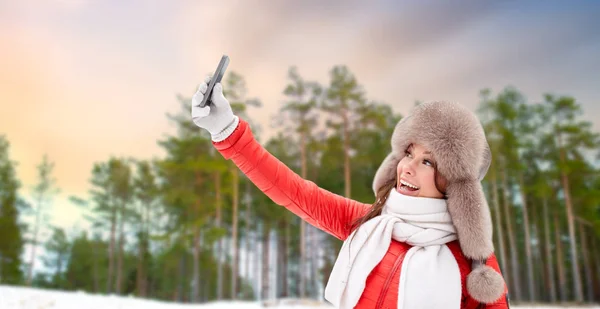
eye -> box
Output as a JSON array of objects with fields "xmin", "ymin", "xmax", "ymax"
[
  {"xmin": 423, "ymin": 159, "xmax": 433, "ymax": 167},
  {"xmin": 404, "ymin": 150, "xmax": 412, "ymax": 158}
]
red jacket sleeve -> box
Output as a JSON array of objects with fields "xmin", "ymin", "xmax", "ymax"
[{"xmin": 213, "ymin": 118, "xmax": 371, "ymax": 241}]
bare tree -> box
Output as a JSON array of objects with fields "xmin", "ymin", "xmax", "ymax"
[{"xmin": 27, "ymin": 154, "xmax": 59, "ymax": 286}]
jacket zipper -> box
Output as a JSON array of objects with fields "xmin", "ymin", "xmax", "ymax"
[{"xmin": 375, "ymin": 250, "xmax": 407, "ymax": 309}]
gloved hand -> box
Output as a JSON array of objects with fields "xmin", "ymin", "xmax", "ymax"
[{"xmin": 191, "ymin": 75, "xmax": 239, "ymax": 142}]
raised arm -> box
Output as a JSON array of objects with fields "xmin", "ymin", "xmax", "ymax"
[
  {"xmin": 213, "ymin": 118, "xmax": 370, "ymax": 240},
  {"xmin": 190, "ymin": 76, "xmax": 370, "ymax": 241}
]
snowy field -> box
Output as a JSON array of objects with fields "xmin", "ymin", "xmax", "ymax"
[{"xmin": 1, "ymin": 285, "xmax": 599, "ymax": 309}]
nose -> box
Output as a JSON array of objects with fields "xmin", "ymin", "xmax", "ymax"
[{"xmin": 402, "ymin": 159, "xmax": 417, "ymax": 176}]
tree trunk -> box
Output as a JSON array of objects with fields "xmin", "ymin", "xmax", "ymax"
[
  {"xmin": 577, "ymin": 221, "xmax": 594, "ymax": 302},
  {"xmin": 136, "ymin": 199, "xmax": 147, "ymax": 298},
  {"xmin": 215, "ymin": 171, "xmax": 223, "ymax": 300},
  {"xmin": 342, "ymin": 108, "xmax": 351, "ymax": 199},
  {"xmin": 231, "ymin": 167, "xmax": 239, "ymax": 299},
  {"xmin": 556, "ymin": 133, "xmax": 583, "ymax": 302},
  {"xmin": 107, "ymin": 208, "xmax": 117, "ymax": 293},
  {"xmin": 560, "ymin": 169, "xmax": 583, "ymax": 302},
  {"xmin": 261, "ymin": 221, "xmax": 270, "ymax": 300},
  {"xmin": 136, "ymin": 232, "xmax": 145, "ymax": 297},
  {"xmin": 501, "ymin": 169, "xmax": 522, "ymax": 301},
  {"xmin": 192, "ymin": 226, "xmax": 201, "ymax": 302},
  {"xmin": 312, "ymin": 226, "xmax": 321, "ymax": 299},
  {"xmin": 310, "ymin": 161, "xmax": 323, "ymax": 300},
  {"xmin": 144, "ymin": 197, "xmax": 151, "ymax": 297},
  {"xmin": 299, "ymin": 130, "xmax": 307, "ymax": 298},
  {"xmin": 254, "ymin": 227, "xmax": 261, "ymax": 300},
  {"xmin": 308, "ymin": 226, "xmax": 314, "ymax": 298},
  {"xmin": 92, "ymin": 239, "xmax": 99, "ymax": 293},
  {"xmin": 542, "ymin": 197, "xmax": 557, "ymax": 302},
  {"xmin": 490, "ymin": 168, "xmax": 509, "ymax": 285},
  {"xmin": 176, "ymin": 252, "xmax": 185, "ymax": 302},
  {"xmin": 278, "ymin": 220, "xmax": 288, "ymax": 298},
  {"xmin": 192, "ymin": 200, "xmax": 201, "ymax": 302},
  {"xmin": 202, "ymin": 262, "xmax": 208, "ymax": 302},
  {"xmin": 285, "ymin": 216, "xmax": 291, "ymax": 297},
  {"xmin": 591, "ymin": 237, "xmax": 600, "ymax": 301},
  {"xmin": 517, "ymin": 173, "xmax": 535, "ymax": 301},
  {"xmin": 116, "ymin": 205, "xmax": 125, "ymax": 294},
  {"xmin": 26, "ymin": 198, "xmax": 43, "ymax": 286},
  {"xmin": 55, "ymin": 251, "xmax": 65, "ymax": 289},
  {"xmin": 245, "ymin": 201, "xmax": 252, "ymax": 299},
  {"xmin": 276, "ymin": 228, "xmax": 282, "ymax": 298},
  {"xmin": 530, "ymin": 216, "xmax": 542, "ymax": 302},
  {"xmin": 554, "ymin": 212, "xmax": 568, "ymax": 302}
]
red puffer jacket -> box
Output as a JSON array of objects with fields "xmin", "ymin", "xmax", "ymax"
[{"xmin": 214, "ymin": 119, "xmax": 510, "ymax": 308}]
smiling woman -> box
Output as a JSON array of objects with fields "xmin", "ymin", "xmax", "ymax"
[{"xmin": 191, "ymin": 76, "xmax": 509, "ymax": 308}]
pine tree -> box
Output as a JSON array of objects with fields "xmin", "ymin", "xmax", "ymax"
[
  {"xmin": 279, "ymin": 66, "xmax": 322, "ymax": 297},
  {"xmin": 42, "ymin": 226, "xmax": 70, "ymax": 289},
  {"xmin": 27, "ymin": 154, "xmax": 59, "ymax": 285},
  {"xmin": 0, "ymin": 135, "xmax": 26, "ymax": 284}
]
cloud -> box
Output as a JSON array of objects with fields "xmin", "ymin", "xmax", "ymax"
[
  {"xmin": 1, "ymin": 1, "xmax": 599, "ymax": 235},
  {"xmin": 167, "ymin": 0, "xmax": 600, "ymax": 133}
]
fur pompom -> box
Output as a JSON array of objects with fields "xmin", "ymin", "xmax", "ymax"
[{"xmin": 467, "ymin": 265, "xmax": 505, "ymax": 303}]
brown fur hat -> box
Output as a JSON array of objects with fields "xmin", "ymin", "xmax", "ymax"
[{"xmin": 372, "ymin": 101, "xmax": 505, "ymax": 303}]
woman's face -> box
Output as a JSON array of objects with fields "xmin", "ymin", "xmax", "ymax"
[{"xmin": 395, "ymin": 143, "xmax": 445, "ymax": 199}]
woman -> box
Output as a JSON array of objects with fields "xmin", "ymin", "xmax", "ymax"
[{"xmin": 191, "ymin": 76, "xmax": 510, "ymax": 308}]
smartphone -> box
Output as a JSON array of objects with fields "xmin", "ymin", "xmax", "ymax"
[{"xmin": 199, "ymin": 55, "xmax": 230, "ymax": 108}]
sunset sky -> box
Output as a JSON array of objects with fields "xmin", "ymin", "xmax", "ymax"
[{"xmin": 1, "ymin": 1, "xmax": 599, "ymax": 238}]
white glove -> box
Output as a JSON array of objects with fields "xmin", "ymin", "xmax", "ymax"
[{"xmin": 191, "ymin": 76, "xmax": 239, "ymax": 142}]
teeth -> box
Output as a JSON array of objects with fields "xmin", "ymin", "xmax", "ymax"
[{"xmin": 401, "ymin": 180, "xmax": 419, "ymax": 190}]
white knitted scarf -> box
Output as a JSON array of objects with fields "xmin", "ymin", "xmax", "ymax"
[{"xmin": 324, "ymin": 188, "xmax": 461, "ymax": 308}]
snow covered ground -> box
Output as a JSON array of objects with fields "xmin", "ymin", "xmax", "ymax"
[{"xmin": 1, "ymin": 285, "xmax": 599, "ymax": 309}]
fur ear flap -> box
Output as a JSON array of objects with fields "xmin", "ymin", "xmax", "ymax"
[{"xmin": 446, "ymin": 180, "xmax": 494, "ymax": 260}]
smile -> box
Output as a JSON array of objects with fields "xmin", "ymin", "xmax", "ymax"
[{"xmin": 400, "ymin": 179, "xmax": 419, "ymax": 190}]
